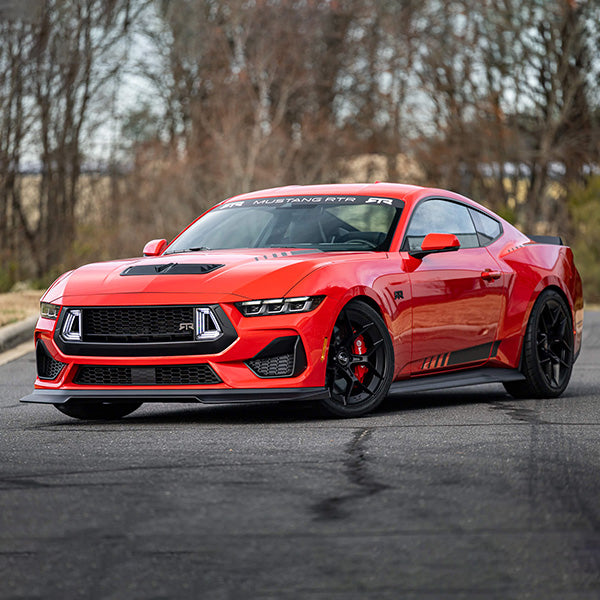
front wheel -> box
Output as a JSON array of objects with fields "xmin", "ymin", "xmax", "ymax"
[
  {"xmin": 504, "ymin": 289, "xmax": 574, "ymax": 399},
  {"xmin": 321, "ymin": 300, "xmax": 394, "ymax": 417},
  {"xmin": 54, "ymin": 401, "xmax": 143, "ymax": 420}
]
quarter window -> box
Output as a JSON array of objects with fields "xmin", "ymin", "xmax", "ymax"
[{"xmin": 469, "ymin": 208, "xmax": 502, "ymax": 245}]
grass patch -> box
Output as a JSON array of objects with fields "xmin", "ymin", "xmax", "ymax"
[{"xmin": 0, "ymin": 291, "xmax": 43, "ymax": 328}]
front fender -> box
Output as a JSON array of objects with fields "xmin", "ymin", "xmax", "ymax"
[{"xmin": 286, "ymin": 257, "xmax": 412, "ymax": 378}]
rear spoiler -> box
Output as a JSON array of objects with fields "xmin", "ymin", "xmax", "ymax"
[{"xmin": 529, "ymin": 235, "xmax": 563, "ymax": 246}]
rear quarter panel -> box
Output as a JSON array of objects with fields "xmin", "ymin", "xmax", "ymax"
[{"xmin": 494, "ymin": 240, "xmax": 584, "ymax": 366}]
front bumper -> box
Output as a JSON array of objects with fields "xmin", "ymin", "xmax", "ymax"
[
  {"xmin": 21, "ymin": 387, "xmax": 329, "ymax": 405},
  {"xmin": 24, "ymin": 297, "xmax": 334, "ymax": 403}
]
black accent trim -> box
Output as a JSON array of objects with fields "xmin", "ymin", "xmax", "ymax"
[
  {"xmin": 54, "ymin": 305, "xmax": 237, "ymax": 357},
  {"xmin": 36, "ymin": 341, "xmax": 66, "ymax": 380},
  {"xmin": 120, "ymin": 263, "xmax": 224, "ymax": 276},
  {"xmin": 491, "ymin": 340, "xmax": 501, "ymax": 358},
  {"xmin": 74, "ymin": 364, "xmax": 222, "ymax": 386},
  {"xmin": 528, "ymin": 235, "xmax": 563, "ymax": 246},
  {"xmin": 245, "ymin": 335, "xmax": 307, "ymax": 378},
  {"xmin": 21, "ymin": 387, "xmax": 329, "ymax": 405},
  {"xmin": 388, "ymin": 368, "xmax": 525, "ymax": 395},
  {"xmin": 409, "ymin": 244, "xmax": 460, "ymax": 260},
  {"xmin": 446, "ymin": 342, "xmax": 493, "ymax": 367}
]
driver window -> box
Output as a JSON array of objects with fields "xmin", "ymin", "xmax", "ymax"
[{"xmin": 404, "ymin": 199, "xmax": 479, "ymax": 251}]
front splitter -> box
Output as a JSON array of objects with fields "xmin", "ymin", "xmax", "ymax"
[{"xmin": 21, "ymin": 387, "xmax": 329, "ymax": 405}]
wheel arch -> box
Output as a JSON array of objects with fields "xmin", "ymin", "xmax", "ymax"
[
  {"xmin": 348, "ymin": 293, "xmax": 385, "ymax": 317},
  {"xmin": 321, "ymin": 292, "xmax": 395, "ymax": 416},
  {"xmin": 525, "ymin": 280, "xmax": 575, "ymax": 334},
  {"xmin": 514, "ymin": 282, "xmax": 574, "ymax": 370}
]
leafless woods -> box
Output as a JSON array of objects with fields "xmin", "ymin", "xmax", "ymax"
[{"xmin": 1, "ymin": 0, "xmax": 599, "ymax": 296}]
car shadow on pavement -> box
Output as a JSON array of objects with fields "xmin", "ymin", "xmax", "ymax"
[
  {"xmin": 41, "ymin": 386, "xmax": 518, "ymax": 427},
  {"xmin": 37, "ymin": 381, "xmax": 594, "ymax": 427}
]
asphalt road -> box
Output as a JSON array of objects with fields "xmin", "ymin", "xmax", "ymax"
[{"xmin": 1, "ymin": 314, "xmax": 599, "ymax": 600}]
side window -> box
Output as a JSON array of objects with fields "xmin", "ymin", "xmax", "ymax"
[
  {"xmin": 469, "ymin": 208, "xmax": 502, "ymax": 246},
  {"xmin": 404, "ymin": 199, "xmax": 479, "ymax": 251}
]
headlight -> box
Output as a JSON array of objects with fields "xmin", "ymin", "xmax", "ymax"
[
  {"xmin": 40, "ymin": 302, "xmax": 61, "ymax": 320},
  {"xmin": 235, "ymin": 296, "xmax": 324, "ymax": 317}
]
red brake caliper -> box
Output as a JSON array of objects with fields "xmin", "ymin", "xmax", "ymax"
[{"xmin": 353, "ymin": 335, "xmax": 368, "ymax": 383}]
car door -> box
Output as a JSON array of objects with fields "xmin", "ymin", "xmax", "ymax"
[{"xmin": 402, "ymin": 198, "xmax": 505, "ymax": 374}]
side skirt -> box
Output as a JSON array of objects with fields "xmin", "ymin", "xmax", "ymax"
[{"xmin": 388, "ymin": 367, "xmax": 525, "ymax": 395}]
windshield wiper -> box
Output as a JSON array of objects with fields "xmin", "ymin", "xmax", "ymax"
[{"xmin": 165, "ymin": 246, "xmax": 211, "ymax": 254}]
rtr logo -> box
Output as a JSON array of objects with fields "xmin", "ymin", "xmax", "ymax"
[
  {"xmin": 366, "ymin": 197, "xmax": 393, "ymax": 206},
  {"xmin": 179, "ymin": 322, "xmax": 194, "ymax": 331},
  {"xmin": 394, "ymin": 290, "xmax": 404, "ymax": 300}
]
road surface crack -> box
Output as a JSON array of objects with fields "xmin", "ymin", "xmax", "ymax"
[{"xmin": 311, "ymin": 427, "xmax": 389, "ymax": 521}]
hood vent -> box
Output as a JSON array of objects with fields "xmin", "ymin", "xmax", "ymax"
[{"xmin": 120, "ymin": 263, "xmax": 224, "ymax": 276}]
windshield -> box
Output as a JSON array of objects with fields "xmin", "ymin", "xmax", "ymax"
[{"xmin": 166, "ymin": 195, "xmax": 404, "ymax": 254}]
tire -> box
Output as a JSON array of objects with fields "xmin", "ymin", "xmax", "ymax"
[
  {"xmin": 321, "ymin": 300, "xmax": 394, "ymax": 417},
  {"xmin": 504, "ymin": 289, "xmax": 574, "ymax": 399},
  {"xmin": 54, "ymin": 401, "xmax": 143, "ymax": 420}
]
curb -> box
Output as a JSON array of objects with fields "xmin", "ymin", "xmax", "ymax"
[{"xmin": 0, "ymin": 316, "xmax": 38, "ymax": 353}]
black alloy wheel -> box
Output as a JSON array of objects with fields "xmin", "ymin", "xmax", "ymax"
[
  {"xmin": 322, "ymin": 300, "xmax": 394, "ymax": 417},
  {"xmin": 504, "ymin": 289, "xmax": 574, "ymax": 399},
  {"xmin": 54, "ymin": 401, "xmax": 143, "ymax": 420}
]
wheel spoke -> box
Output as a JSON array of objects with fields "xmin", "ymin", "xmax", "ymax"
[
  {"xmin": 540, "ymin": 310, "xmax": 553, "ymax": 334},
  {"xmin": 365, "ymin": 339, "xmax": 383, "ymax": 357},
  {"xmin": 326, "ymin": 303, "xmax": 391, "ymax": 411},
  {"xmin": 559, "ymin": 338, "xmax": 571, "ymax": 352},
  {"xmin": 556, "ymin": 316, "xmax": 567, "ymax": 338},
  {"xmin": 350, "ymin": 321, "xmax": 375, "ymax": 344},
  {"xmin": 354, "ymin": 378, "xmax": 374, "ymax": 398},
  {"xmin": 365, "ymin": 361, "xmax": 383, "ymax": 380},
  {"xmin": 344, "ymin": 374, "xmax": 357, "ymax": 405},
  {"xmin": 546, "ymin": 349, "xmax": 569, "ymax": 369},
  {"xmin": 343, "ymin": 310, "xmax": 353, "ymax": 338}
]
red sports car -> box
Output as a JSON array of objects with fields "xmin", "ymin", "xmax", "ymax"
[{"xmin": 21, "ymin": 183, "xmax": 584, "ymax": 419}]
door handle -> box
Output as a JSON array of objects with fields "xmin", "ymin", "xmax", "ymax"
[{"xmin": 481, "ymin": 269, "xmax": 501, "ymax": 281}]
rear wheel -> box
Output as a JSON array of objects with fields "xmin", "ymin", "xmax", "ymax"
[
  {"xmin": 321, "ymin": 300, "xmax": 394, "ymax": 417},
  {"xmin": 54, "ymin": 401, "xmax": 143, "ymax": 420},
  {"xmin": 504, "ymin": 289, "xmax": 574, "ymax": 399}
]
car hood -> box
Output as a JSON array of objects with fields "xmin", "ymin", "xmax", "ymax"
[{"xmin": 43, "ymin": 249, "xmax": 365, "ymax": 305}]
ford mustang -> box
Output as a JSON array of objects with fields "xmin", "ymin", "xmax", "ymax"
[{"xmin": 21, "ymin": 183, "xmax": 584, "ymax": 419}]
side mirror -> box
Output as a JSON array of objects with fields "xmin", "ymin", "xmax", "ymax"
[
  {"xmin": 410, "ymin": 233, "xmax": 460, "ymax": 260},
  {"xmin": 143, "ymin": 239, "xmax": 168, "ymax": 257}
]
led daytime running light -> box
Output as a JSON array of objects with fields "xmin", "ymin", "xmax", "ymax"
[
  {"xmin": 236, "ymin": 296, "xmax": 324, "ymax": 317},
  {"xmin": 40, "ymin": 302, "xmax": 60, "ymax": 320}
]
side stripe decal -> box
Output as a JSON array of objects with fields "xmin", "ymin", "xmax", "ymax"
[{"xmin": 421, "ymin": 341, "xmax": 500, "ymax": 371}]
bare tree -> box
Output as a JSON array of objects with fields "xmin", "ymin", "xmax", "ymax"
[
  {"xmin": 412, "ymin": 0, "xmax": 600, "ymax": 234},
  {"xmin": 0, "ymin": 0, "xmax": 134, "ymax": 280}
]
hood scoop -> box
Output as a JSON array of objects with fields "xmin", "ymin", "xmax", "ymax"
[{"xmin": 120, "ymin": 263, "xmax": 224, "ymax": 276}]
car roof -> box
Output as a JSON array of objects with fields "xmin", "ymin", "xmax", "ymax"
[
  {"xmin": 223, "ymin": 182, "xmax": 484, "ymax": 211},
  {"xmin": 226, "ymin": 183, "xmax": 424, "ymax": 202}
]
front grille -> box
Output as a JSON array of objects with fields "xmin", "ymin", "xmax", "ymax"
[
  {"xmin": 74, "ymin": 364, "xmax": 222, "ymax": 386},
  {"xmin": 82, "ymin": 306, "xmax": 195, "ymax": 343},
  {"xmin": 36, "ymin": 341, "xmax": 66, "ymax": 380},
  {"xmin": 247, "ymin": 354, "xmax": 295, "ymax": 378}
]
